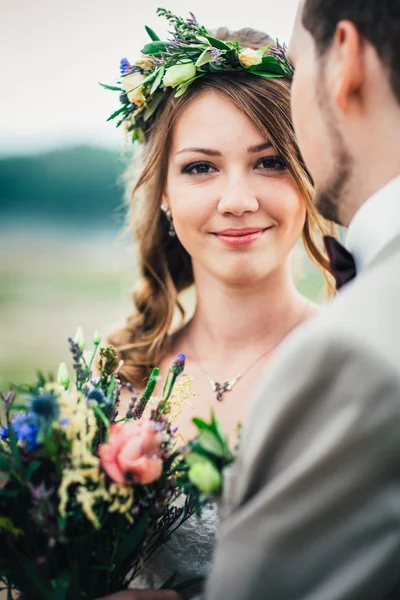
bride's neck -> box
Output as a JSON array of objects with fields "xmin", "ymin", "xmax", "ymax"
[{"xmin": 187, "ymin": 263, "xmax": 307, "ymax": 355}]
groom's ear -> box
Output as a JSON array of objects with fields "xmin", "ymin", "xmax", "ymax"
[{"xmin": 331, "ymin": 20, "xmax": 365, "ymax": 114}]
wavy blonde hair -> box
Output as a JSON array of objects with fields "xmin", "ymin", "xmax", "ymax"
[{"xmin": 109, "ymin": 28, "xmax": 336, "ymax": 386}]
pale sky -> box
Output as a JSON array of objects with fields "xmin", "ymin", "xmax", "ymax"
[{"xmin": 0, "ymin": 0, "xmax": 299, "ymax": 156}]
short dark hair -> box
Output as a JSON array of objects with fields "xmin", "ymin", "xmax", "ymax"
[{"xmin": 302, "ymin": 0, "xmax": 400, "ymax": 102}]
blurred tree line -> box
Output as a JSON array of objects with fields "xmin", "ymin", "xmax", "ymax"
[{"xmin": 0, "ymin": 146, "xmax": 129, "ymax": 228}]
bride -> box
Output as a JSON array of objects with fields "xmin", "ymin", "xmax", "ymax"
[{"xmin": 102, "ymin": 10, "xmax": 335, "ymax": 600}]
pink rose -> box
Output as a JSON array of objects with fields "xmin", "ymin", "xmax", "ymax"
[{"xmin": 98, "ymin": 421, "xmax": 163, "ymax": 485}]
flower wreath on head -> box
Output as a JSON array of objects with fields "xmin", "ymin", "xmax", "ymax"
[{"xmin": 101, "ymin": 8, "xmax": 294, "ymax": 143}]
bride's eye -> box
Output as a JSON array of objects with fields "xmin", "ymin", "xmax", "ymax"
[
  {"xmin": 181, "ymin": 161, "xmax": 217, "ymax": 175},
  {"xmin": 256, "ymin": 156, "xmax": 287, "ymax": 171}
]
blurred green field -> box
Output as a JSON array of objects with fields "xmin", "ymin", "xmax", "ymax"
[{"xmin": 0, "ymin": 226, "xmax": 326, "ymax": 392}]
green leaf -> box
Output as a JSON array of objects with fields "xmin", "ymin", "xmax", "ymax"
[
  {"xmin": 143, "ymin": 91, "xmax": 165, "ymax": 121},
  {"xmin": 98, "ymin": 82, "xmax": 122, "ymax": 92},
  {"xmin": 51, "ymin": 571, "xmax": 70, "ymax": 600},
  {"xmin": 141, "ymin": 41, "xmax": 167, "ymax": 56},
  {"xmin": 160, "ymin": 572, "xmax": 177, "ymax": 589},
  {"xmin": 0, "ymin": 454, "xmax": 11, "ymax": 473},
  {"xmin": 247, "ymin": 71, "xmax": 285, "ymax": 79},
  {"xmin": 150, "ymin": 67, "xmax": 165, "ymax": 94},
  {"xmin": 174, "ymin": 85, "xmax": 189, "ymax": 98},
  {"xmin": 192, "ymin": 417, "xmax": 212, "ymax": 432},
  {"xmin": 0, "ymin": 516, "xmax": 22, "ymax": 535},
  {"xmin": 195, "ymin": 49, "xmax": 214, "ymax": 68},
  {"xmin": 8, "ymin": 425, "xmax": 23, "ymax": 477},
  {"xmin": 198, "ymin": 429, "xmax": 224, "ymax": 457},
  {"xmin": 107, "ymin": 374, "xmax": 116, "ymax": 397},
  {"xmin": 205, "ymin": 35, "xmax": 231, "ymax": 51},
  {"xmin": 7, "ymin": 549, "xmax": 52, "ymax": 600},
  {"xmin": 248, "ymin": 58, "xmax": 286, "ymax": 76},
  {"xmin": 106, "ymin": 106, "xmax": 128, "ymax": 122},
  {"xmin": 26, "ymin": 460, "xmax": 41, "ymax": 480},
  {"xmin": 145, "ymin": 25, "xmax": 160, "ymax": 42},
  {"xmin": 0, "ymin": 488, "xmax": 18, "ymax": 497},
  {"xmin": 114, "ymin": 513, "xmax": 150, "ymax": 563}
]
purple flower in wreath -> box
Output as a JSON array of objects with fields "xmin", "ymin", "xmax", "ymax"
[{"xmin": 120, "ymin": 57, "xmax": 133, "ymax": 76}]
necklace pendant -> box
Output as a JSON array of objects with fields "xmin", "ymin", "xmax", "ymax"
[{"xmin": 213, "ymin": 381, "xmax": 231, "ymax": 402}]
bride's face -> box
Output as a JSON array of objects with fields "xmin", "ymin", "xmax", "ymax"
[{"xmin": 163, "ymin": 90, "xmax": 306, "ymax": 285}]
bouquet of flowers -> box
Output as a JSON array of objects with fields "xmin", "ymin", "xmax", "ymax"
[{"xmin": 0, "ymin": 330, "xmax": 198, "ymax": 600}]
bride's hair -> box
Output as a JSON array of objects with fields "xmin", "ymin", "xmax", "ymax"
[{"xmin": 108, "ymin": 27, "xmax": 336, "ymax": 387}]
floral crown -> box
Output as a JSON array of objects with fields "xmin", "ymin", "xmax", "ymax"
[{"xmin": 102, "ymin": 8, "xmax": 294, "ymax": 143}]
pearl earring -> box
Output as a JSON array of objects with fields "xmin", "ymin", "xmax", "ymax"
[{"xmin": 161, "ymin": 204, "xmax": 176, "ymax": 237}]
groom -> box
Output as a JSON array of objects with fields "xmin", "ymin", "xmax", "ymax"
[{"xmin": 102, "ymin": 0, "xmax": 400, "ymax": 598}]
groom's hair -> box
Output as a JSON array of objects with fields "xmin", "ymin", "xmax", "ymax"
[{"xmin": 302, "ymin": 0, "xmax": 400, "ymax": 102}]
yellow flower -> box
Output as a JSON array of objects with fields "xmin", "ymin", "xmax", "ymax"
[
  {"xmin": 135, "ymin": 54, "xmax": 153, "ymax": 70},
  {"xmin": 163, "ymin": 61, "xmax": 196, "ymax": 89},
  {"xmin": 238, "ymin": 48, "xmax": 263, "ymax": 68},
  {"xmin": 122, "ymin": 72, "xmax": 147, "ymax": 106}
]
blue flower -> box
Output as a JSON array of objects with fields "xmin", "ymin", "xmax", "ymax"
[
  {"xmin": 120, "ymin": 57, "xmax": 133, "ymax": 76},
  {"xmin": 87, "ymin": 388, "xmax": 113, "ymax": 418},
  {"xmin": 0, "ymin": 425, "xmax": 9, "ymax": 440},
  {"xmin": 9, "ymin": 413, "xmax": 40, "ymax": 451},
  {"xmin": 30, "ymin": 392, "xmax": 59, "ymax": 421},
  {"xmin": 87, "ymin": 389, "xmax": 106, "ymax": 404}
]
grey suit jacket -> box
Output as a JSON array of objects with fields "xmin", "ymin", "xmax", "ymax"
[{"xmin": 205, "ymin": 235, "xmax": 400, "ymax": 600}]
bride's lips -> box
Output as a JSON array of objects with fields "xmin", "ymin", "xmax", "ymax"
[{"xmin": 213, "ymin": 227, "xmax": 270, "ymax": 247}]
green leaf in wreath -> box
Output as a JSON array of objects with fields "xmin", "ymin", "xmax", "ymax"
[
  {"xmin": 196, "ymin": 49, "xmax": 214, "ymax": 68},
  {"xmin": 145, "ymin": 25, "xmax": 160, "ymax": 41},
  {"xmin": 141, "ymin": 41, "xmax": 167, "ymax": 56},
  {"xmin": 98, "ymin": 82, "xmax": 122, "ymax": 92},
  {"xmin": 106, "ymin": 106, "xmax": 128, "ymax": 122},
  {"xmin": 204, "ymin": 35, "xmax": 231, "ymax": 51},
  {"xmin": 150, "ymin": 67, "xmax": 165, "ymax": 94}
]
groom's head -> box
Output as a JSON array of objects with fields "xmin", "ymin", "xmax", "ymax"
[{"xmin": 289, "ymin": 1, "xmax": 400, "ymax": 226}]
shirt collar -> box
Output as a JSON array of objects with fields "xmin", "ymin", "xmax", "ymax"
[{"xmin": 346, "ymin": 175, "xmax": 400, "ymax": 272}]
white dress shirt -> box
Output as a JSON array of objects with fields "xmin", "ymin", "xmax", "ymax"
[{"xmin": 346, "ymin": 175, "xmax": 400, "ymax": 273}]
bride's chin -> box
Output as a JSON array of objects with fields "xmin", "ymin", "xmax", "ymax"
[{"xmin": 217, "ymin": 266, "xmax": 276, "ymax": 287}]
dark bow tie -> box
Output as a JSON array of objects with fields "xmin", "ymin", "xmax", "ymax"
[{"xmin": 323, "ymin": 235, "xmax": 357, "ymax": 290}]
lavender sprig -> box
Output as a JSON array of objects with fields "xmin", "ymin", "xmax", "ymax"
[{"xmin": 68, "ymin": 337, "xmax": 89, "ymax": 391}]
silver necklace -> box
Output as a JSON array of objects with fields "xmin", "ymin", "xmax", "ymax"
[{"xmin": 186, "ymin": 308, "xmax": 308, "ymax": 401}]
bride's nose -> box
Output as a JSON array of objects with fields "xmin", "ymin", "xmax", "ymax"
[{"xmin": 217, "ymin": 176, "xmax": 259, "ymax": 216}]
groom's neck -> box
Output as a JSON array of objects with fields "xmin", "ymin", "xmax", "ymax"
[{"xmin": 341, "ymin": 105, "xmax": 400, "ymax": 227}]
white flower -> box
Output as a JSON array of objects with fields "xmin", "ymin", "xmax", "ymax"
[
  {"xmin": 57, "ymin": 362, "xmax": 70, "ymax": 390},
  {"xmin": 74, "ymin": 326, "xmax": 85, "ymax": 350},
  {"xmin": 238, "ymin": 48, "xmax": 263, "ymax": 68},
  {"xmin": 163, "ymin": 61, "xmax": 197, "ymax": 89},
  {"xmin": 135, "ymin": 54, "xmax": 153, "ymax": 70},
  {"xmin": 122, "ymin": 72, "xmax": 147, "ymax": 106},
  {"xmin": 92, "ymin": 330, "xmax": 101, "ymax": 345}
]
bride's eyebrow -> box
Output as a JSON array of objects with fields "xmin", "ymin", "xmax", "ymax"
[
  {"xmin": 248, "ymin": 142, "xmax": 273, "ymax": 153},
  {"xmin": 175, "ymin": 147, "xmax": 221, "ymax": 157},
  {"xmin": 175, "ymin": 142, "xmax": 273, "ymax": 157}
]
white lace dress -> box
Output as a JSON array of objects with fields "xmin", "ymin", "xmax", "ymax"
[{"xmin": 133, "ymin": 502, "xmax": 218, "ymax": 599}]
